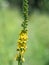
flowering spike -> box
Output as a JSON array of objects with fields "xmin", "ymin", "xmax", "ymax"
[
  {"xmin": 16, "ymin": 30, "xmax": 28, "ymax": 62},
  {"xmin": 16, "ymin": 0, "xmax": 28, "ymax": 65}
]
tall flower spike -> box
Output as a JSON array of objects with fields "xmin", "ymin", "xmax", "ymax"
[{"xmin": 16, "ymin": 0, "xmax": 28, "ymax": 65}]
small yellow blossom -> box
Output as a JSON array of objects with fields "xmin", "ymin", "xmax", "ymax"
[
  {"xmin": 23, "ymin": 41, "xmax": 26, "ymax": 43},
  {"xmin": 20, "ymin": 32, "xmax": 28, "ymax": 40},
  {"xmin": 18, "ymin": 40, "xmax": 22, "ymax": 43},
  {"xmin": 21, "ymin": 57, "xmax": 25, "ymax": 62}
]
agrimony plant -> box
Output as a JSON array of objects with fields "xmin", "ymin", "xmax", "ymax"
[{"xmin": 16, "ymin": 0, "xmax": 28, "ymax": 65}]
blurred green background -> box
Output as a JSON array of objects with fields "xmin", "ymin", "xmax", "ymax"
[{"xmin": 0, "ymin": 0, "xmax": 49, "ymax": 65}]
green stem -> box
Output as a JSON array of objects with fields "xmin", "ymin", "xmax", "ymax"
[
  {"xmin": 18, "ymin": 60, "xmax": 22, "ymax": 65},
  {"xmin": 18, "ymin": 54, "xmax": 22, "ymax": 65}
]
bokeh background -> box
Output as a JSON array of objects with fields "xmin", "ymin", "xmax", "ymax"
[{"xmin": 0, "ymin": 0, "xmax": 49, "ymax": 65}]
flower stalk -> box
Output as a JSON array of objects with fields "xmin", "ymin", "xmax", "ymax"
[{"xmin": 16, "ymin": 0, "xmax": 28, "ymax": 65}]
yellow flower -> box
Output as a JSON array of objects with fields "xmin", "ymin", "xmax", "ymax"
[
  {"xmin": 18, "ymin": 43, "xmax": 22, "ymax": 48},
  {"xmin": 20, "ymin": 32, "xmax": 28, "ymax": 40},
  {"xmin": 21, "ymin": 57, "xmax": 25, "ymax": 62},
  {"xmin": 19, "ymin": 50, "xmax": 25, "ymax": 55},
  {"xmin": 18, "ymin": 40, "xmax": 22, "ymax": 43},
  {"xmin": 23, "ymin": 41, "xmax": 26, "ymax": 43},
  {"xmin": 21, "ymin": 50, "xmax": 25, "ymax": 54},
  {"xmin": 18, "ymin": 40, "xmax": 27, "ymax": 48}
]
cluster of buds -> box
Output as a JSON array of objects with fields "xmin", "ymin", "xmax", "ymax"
[{"xmin": 16, "ymin": 30, "xmax": 28, "ymax": 62}]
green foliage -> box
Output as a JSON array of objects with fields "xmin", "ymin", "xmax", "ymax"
[
  {"xmin": 42, "ymin": 0, "xmax": 49, "ymax": 11},
  {"xmin": 0, "ymin": 9, "xmax": 23, "ymax": 65},
  {"xmin": 6, "ymin": 0, "xmax": 49, "ymax": 12}
]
